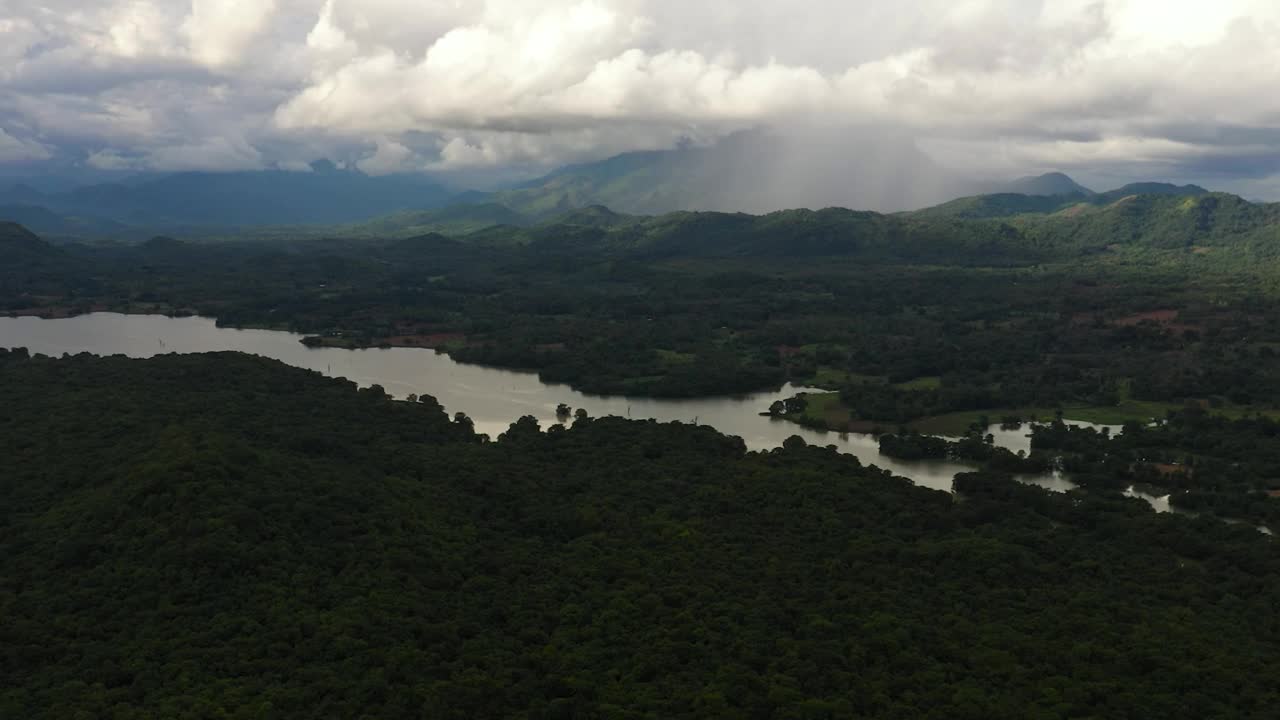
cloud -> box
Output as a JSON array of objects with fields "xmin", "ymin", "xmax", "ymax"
[
  {"xmin": 356, "ymin": 137, "xmax": 419, "ymax": 175},
  {"xmin": 1, "ymin": 0, "xmax": 1280, "ymax": 197},
  {"xmin": 270, "ymin": 0, "xmax": 1280, "ymax": 182},
  {"xmin": 184, "ymin": 0, "xmax": 279, "ymax": 68},
  {"xmin": 0, "ymin": 127, "xmax": 51, "ymax": 162},
  {"xmin": 146, "ymin": 135, "xmax": 264, "ymax": 171},
  {"xmin": 87, "ymin": 134, "xmax": 263, "ymax": 172},
  {"xmin": 85, "ymin": 148, "xmax": 138, "ymax": 170}
]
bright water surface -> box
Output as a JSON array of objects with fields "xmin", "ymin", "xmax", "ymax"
[{"xmin": 0, "ymin": 313, "xmax": 1123, "ymax": 497}]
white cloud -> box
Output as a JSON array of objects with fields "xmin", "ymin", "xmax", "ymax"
[
  {"xmin": 86, "ymin": 148, "xmax": 139, "ymax": 169},
  {"xmin": 356, "ymin": 137, "xmax": 418, "ymax": 175},
  {"xmin": 0, "ymin": 128, "xmax": 51, "ymax": 162},
  {"xmin": 2, "ymin": 0, "xmax": 1280, "ymax": 195},
  {"xmin": 146, "ymin": 135, "xmax": 264, "ymax": 171},
  {"xmin": 106, "ymin": 1, "xmax": 182, "ymax": 59},
  {"xmin": 271, "ymin": 0, "xmax": 1280, "ymax": 174},
  {"xmin": 183, "ymin": 0, "xmax": 279, "ymax": 68}
]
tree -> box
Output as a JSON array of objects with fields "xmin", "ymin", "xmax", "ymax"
[{"xmin": 783, "ymin": 435, "xmax": 807, "ymax": 450}]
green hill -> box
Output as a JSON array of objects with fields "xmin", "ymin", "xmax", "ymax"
[
  {"xmin": 1029, "ymin": 192, "xmax": 1280, "ymax": 253},
  {"xmin": 497, "ymin": 207, "xmax": 1037, "ymax": 265},
  {"xmin": 911, "ymin": 193, "xmax": 1085, "ymax": 220},
  {"xmin": 336, "ymin": 189, "xmax": 1279, "ymax": 266},
  {"xmin": 337, "ymin": 202, "xmax": 531, "ymax": 238},
  {"xmin": 905, "ymin": 184, "xmax": 1280, "ymax": 260},
  {"xmin": 0, "ymin": 204, "xmax": 128, "ymax": 238},
  {"xmin": 998, "ymin": 171, "xmax": 1095, "ymax": 196},
  {"xmin": 0, "ymin": 224, "xmax": 76, "ymax": 305},
  {"xmin": 543, "ymin": 204, "xmax": 641, "ymax": 229},
  {"xmin": 0, "ymin": 222, "xmax": 63, "ymax": 266},
  {"xmin": 1092, "ymin": 182, "xmax": 1209, "ymax": 205},
  {"xmin": 0, "ymin": 221, "xmax": 53, "ymax": 252},
  {"xmin": 915, "ymin": 182, "xmax": 1211, "ymax": 221}
]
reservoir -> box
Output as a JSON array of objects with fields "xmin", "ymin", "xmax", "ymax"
[{"xmin": 2, "ymin": 312, "xmax": 1107, "ymax": 495}]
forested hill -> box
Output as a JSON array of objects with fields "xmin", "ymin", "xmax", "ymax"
[
  {"xmin": 250, "ymin": 180, "xmax": 1279, "ymax": 264},
  {"xmin": 0, "ymin": 221, "xmax": 54, "ymax": 251},
  {"xmin": 906, "ymin": 191, "xmax": 1280, "ymax": 259},
  {"xmin": 2, "ymin": 348, "xmax": 1278, "ymax": 718},
  {"xmin": 1027, "ymin": 192, "xmax": 1280, "ymax": 252},
  {"xmin": 0, "ymin": 221, "xmax": 63, "ymax": 267},
  {"xmin": 449, "ymin": 191, "xmax": 1280, "ymax": 263},
  {"xmin": 280, "ymin": 204, "xmax": 1038, "ymax": 265},
  {"xmin": 913, "ymin": 182, "xmax": 1211, "ymax": 220},
  {"xmin": 5, "ymin": 187, "xmax": 1280, "ymax": 270}
]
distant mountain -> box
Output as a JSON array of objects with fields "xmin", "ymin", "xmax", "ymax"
[
  {"xmin": 484, "ymin": 131, "xmax": 1161, "ymax": 218},
  {"xmin": 912, "ymin": 194, "xmax": 1080, "ymax": 220},
  {"xmin": 2, "ymin": 184, "xmax": 49, "ymax": 205},
  {"xmin": 544, "ymin": 205, "xmax": 640, "ymax": 229},
  {"xmin": 491, "ymin": 129, "xmax": 977, "ymax": 217},
  {"xmin": 1092, "ymin": 182, "xmax": 1209, "ymax": 204},
  {"xmin": 451, "ymin": 188, "xmax": 1280, "ymax": 265},
  {"xmin": 0, "ymin": 204, "xmax": 128, "ymax": 238},
  {"xmin": 1031, "ymin": 192, "xmax": 1280, "ymax": 252},
  {"xmin": 995, "ymin": 172, "xmax": 1095, "ymax": 197},
  {"xmin": 336, "ymin": 203, "xmax": 530, "ymax": 238},
  {"xmin": 0, "ymin": 222, "xmax": 63, "ymax": 270},
  {"xmin": 915, "ymin": 180, "xmax": 1214, "ymax": 221},
  {"xmin": 323, "ymin": 203, "xmax": 640, "ymax": 241},
  {"xmin": 469, "ymin": 206, "xmax": 1039, "ymax": 266},
  {"xmin": 0, "ymin": 164, "xmax": 458, "ymax": 229},
  {"xmin": 0, "ymin": 221, "xmax": 49, "ymax": 251}
]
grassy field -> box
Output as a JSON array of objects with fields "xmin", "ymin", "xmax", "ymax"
[
  {"xmin": 802, "ymin": 367, "xmax": 886, "ymax": 389},
  {"xmin": 795, "ymin": 392, "xmax": 852, "ymax": 426}
]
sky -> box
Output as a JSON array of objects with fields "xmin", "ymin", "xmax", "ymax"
[{"xmin": 2, "ymin": 0, "xmax": 1280, "ymax": 197}]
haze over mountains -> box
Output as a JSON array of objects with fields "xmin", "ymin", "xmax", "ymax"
[
  {"xmin": 0, "ymin": 131, "xmax": 1252, "ymax": 241},
  {"xmin": 0, "ymin": 160, "xmax": 456, "ymax": 232}
]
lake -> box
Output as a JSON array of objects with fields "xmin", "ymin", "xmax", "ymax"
[{"xmin": 1, "ymin": 313, "xmax": 1103, "ymax": 495}]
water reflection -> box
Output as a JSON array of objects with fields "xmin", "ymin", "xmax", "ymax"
[
  {"xmin": 1, "ymin": 313, "xmax": 990, "ymax": 491},
  {"xmin": 0, "ymin": 312, "xmax": 1218, "ymax": 520}
]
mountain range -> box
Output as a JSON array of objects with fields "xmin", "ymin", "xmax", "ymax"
[
  {"xmin": 0, "ymin": 160, "xmax": 456, "ymax": 232},
  {"xmin": 6, "ymin": 183, "xmax": 1280, "ymax": 272},
  {"xmin": 487, "ymin": 130, "xmax": 1053, "ymax": 219},
  {"xmin": 0, "ymin": 130, "xmax": 1253, "ymax": 242}
]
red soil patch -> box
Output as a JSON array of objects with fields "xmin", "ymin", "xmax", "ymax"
[
  {"xmin": 1114, "ymin": 310, "xmax": 1180, "ymax": 326},
  {"xmin": 1151, "ymin": 463, "xmax": 1192, "ymax": 478},
  {"xmin": 1111, "ymin": 310, "xmax": 1202, "ymax": 335}
]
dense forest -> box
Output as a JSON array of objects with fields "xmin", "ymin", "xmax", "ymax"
[
  {"xmin": 6, "ymin": 186, "xmax": 1280, "ymax": 414},
  {"xmin": 2, "ymin": 349, "xmax": 1278, "ymax": 718},
  {"xmin": 1030, "ymin": 412, "xmax": 1280, "ymax": 526}
]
